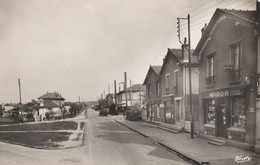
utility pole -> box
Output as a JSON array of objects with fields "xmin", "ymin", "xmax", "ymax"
[
  {"xmin": 108, "ymin": 85, "xmax": 110, "ymax": 94},
  {"xmin": 18, "ymin": 79, "xmax": 22, "ymax": 108},
  {"xmin": 114, "ymin": 80, "xmax": 118, "ymax": 114},
  {"xmin": 188, "ymin": 14, "xmax": 194, "ymax": 139},
  {"xmin": 130, "ymin": 80, "xmax": 132, "ymax": 106},
  {"xmin": 177, "ymin": 14, "xmax": 193, "ymax": 138},
  {"xmin": 124, "ymin": 72, "xmax": 128, "ymax": 109}
]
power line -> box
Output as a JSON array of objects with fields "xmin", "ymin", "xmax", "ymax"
[
  {"xmin": 155, "ymin": 21, "xmax": 177, "ymax": 55},
  {"xmin": 181, "ymin": 0, "xmax": 255, "ymax": 30},
  {"xmin": 179, "ymin": 0, "xmax": 214, "ymax": 17}
]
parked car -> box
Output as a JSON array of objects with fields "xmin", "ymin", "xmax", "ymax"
[{"xmin": 99, "ymin": 109, "xmax": 108, "ymax": 116}]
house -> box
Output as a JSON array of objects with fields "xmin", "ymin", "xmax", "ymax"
[
  {"xmin": 105, "ymin": 93, "xmax": 115, "ymax": 107},
  {"xmin": 2, "ymin": 104, "xmax": 14, "ymax": 117},
  {"xmin": 64, "ymin": 102, "xmax": 72, "ymax": 113},
  {"xmin": 193, "ymin": 5, "xmax": 259, "ymax": 152},
  {"xmin": 117, "ymin": 84, "xmax": 146, "ymax": 111},
  {"xmin": 143, "ymin": 65, "xmax": 162, "ymax": 122},
  {"xmin": 37, "ymin": 92, "xmax": 65, "ymax": 120},
  {"xmin": 159, "ymin": 47, "xmax": 199, "ymax": 132}
]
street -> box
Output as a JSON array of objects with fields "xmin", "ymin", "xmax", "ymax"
[{"xmin": 0, "ymin": 109, "xmax": 192, "ymax": 165}]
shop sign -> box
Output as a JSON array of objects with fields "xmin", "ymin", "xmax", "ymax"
[{"xmin": 203, "ymin": 87, "xmax": 245, "ymax": 98}]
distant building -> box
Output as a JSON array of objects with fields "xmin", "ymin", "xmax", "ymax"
[
  {"xmin": 117, "ymin": 84, "xmax": 146, "ymax": 110},
  {"xmin": 105, "ymin": 93, "xmax": 115, "ymax": 107},
  {"xmin": 37, "ymin": 92, "xmax": 65, "ymax": 120},
  {"xmin": 143, "ymin": 65, "xmax": 162, "ymax": 122},
  {"xmin": 144, "ymin": 46, "xmax": 199, "ymax": 132},
  {"xmin": 64, "ymin": 102, "xmax": 72, "ymax": 113}
]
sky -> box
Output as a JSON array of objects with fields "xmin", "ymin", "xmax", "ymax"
[{"xmin": 0, "ymin": 0, "xmax": 257, "ymax": 103}]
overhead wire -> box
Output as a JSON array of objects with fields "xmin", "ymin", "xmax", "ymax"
[{"xmin": 155, "ymin": 0, "xmax": 256, "ymax": 59}]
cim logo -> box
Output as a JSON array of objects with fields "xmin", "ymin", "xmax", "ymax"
[{"xmin": 235, "ymin": 156, "xmax": 252, "ymax": 163}]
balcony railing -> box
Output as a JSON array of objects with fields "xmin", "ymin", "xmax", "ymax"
[
  {"xmin": 206, "ymin": 76, "xmax": 215, "ymax": 85},
  {"xmin": 229, "ymin": 69, "xmax": 242, "ymax": 81},
  {"xmin": 165, "ymin": 88, "xmax": 170, "ymax": 95}
]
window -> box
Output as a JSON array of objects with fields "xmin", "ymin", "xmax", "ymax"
[
  {"xmin": 206, "ymin": 55, "xmax": 215, "ymax": 85},
  {"xmin": 156, "ymin": 81, "xmax": 160, "ymax": 96},
  {"xmin": 147, "ymin": 84, "xmax": 151, "ymax": 98},
  {"xmin": 165, "ymin": 74, "xmax": 170, "ymax": 94},
  {"xmin": 230, "ymin": 44, "xmax": 242, "ymax": 81},
  {"xmin": 205, "ymin": 99, "xmax": 216, "ymax": 125},
  {"xmin": 174, "ymin": 70, "xmax": 178, "ymax": 93},
  {"xmin": 165, "ymin": 74, "xmax": 169, "ymax": 89},
  {"xmin": 231, "ymin": 97, "xmax": 246, "ymax": 129}
]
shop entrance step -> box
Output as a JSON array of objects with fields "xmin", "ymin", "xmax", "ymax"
[{"xmin": 208, "ymin": 138, "xmax": 227, "ymax": 146}]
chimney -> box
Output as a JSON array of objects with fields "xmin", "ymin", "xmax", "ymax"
[{"xmin": 201, "ymin": 23, "xmax": 207, "ymax": 35}]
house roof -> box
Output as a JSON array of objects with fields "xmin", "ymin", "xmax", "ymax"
[
  {"xmin": 193, "ymin": 8, "xmax": 257, "ymax": 58},
  {"xmin": 64, "ymin": 102, "xmax": 71, "ymax": 106},
  {"xmin": 117, "ymin": 84, "xmax": 146, "ymax": 94},
  {"xmin": 106, "ymin": 93, "xmax": 115, "ymax": 99},
  {"xmin": 127, "ymin": 84, "xmax": 146, "ymax": 91},
  {"xmin": 160, "ymin": 48, "xmax": 197, "ymax": 76},
  {"xmin": 143, "ymin": 65, "xmax": 161, "ymax": 85},
  {"xmin": 151, "ymin": 66, "xmax": 162, "ymax": 75},
  {"xmin": 38, "ymin": 92, "xmax": 65, "ymax": 100},
  {"xmin": 40, "ymin": 100, "xmax": 60, "ymax": 108}
]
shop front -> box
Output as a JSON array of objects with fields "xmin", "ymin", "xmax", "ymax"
[
  {"xmin": 202, "ymin": 86, "xmax": 247, "ymax": 142},
  {"xmin": 146, "ymin": 100, "xmax": 163, "ymax": 122},
  {"xmin": 163, "ymin": 96, "xmax": 175, "ymax": 124}
]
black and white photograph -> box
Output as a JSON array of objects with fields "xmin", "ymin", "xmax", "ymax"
[{"xmin": 0, "ymin": 0, "xmax": 260, "ymax": 164}]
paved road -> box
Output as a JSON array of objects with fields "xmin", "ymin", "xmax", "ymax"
[{"xmin": 0, "ymin": 109, "xmax": 191, "ymax": 165}]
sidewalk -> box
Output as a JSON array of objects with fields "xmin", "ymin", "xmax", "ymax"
[{"xmin": 115, "ymin": 117, "xmax": 260, "ymax": 165}]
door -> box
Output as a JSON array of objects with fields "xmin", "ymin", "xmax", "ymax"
[
  {"xmin": 217, "ymin": 98, "xmax": 228, "ymax": 138},
  {"xmin": 165, "ymin": 102, "xmax": 174, "ymax": 124}
]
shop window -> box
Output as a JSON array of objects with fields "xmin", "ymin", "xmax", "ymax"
[
  {"xmin": 205, "ymin": 99, "xmax": 216, "ymax": 125},
  {"xmin": 232, "ymin": 97, "xmax": 246, "ymax": 129},
  {"xmin": 147, "ymin": 105, "xmax": 151, "ymax": 117},
  {"xmin": 155, "ymin": 104, "xmax": 160, "ymax": 118}
]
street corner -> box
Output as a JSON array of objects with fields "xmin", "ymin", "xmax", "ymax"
[{"xmin": 56, "ymin": 121, "xmax": 86, "ymax": 149}]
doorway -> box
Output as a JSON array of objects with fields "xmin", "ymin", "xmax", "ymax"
[{"xmin": 216, "ymin": 98, "xmax": 229, "ymax": 138}]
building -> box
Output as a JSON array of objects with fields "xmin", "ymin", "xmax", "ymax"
[
  {"xmin": 255, "ymin": 1, "xmax": 260, "ymax": 154},
  {"xmin": 37, "ymin": 92, "xmax": 65, "ymax": 120},
  {"xmin": 193, "ymin": 6, "xmax": 259, "ymax": 151},
  {"xmin": 105, "ymin": 93, "xmax": 115, "ymax": 107},
  {"xmin": 143, "ymin": 65, "xmax": 162, "ymax": 122},
  {"xmin": 117, "ymin": 84, "xmax": 146, "ymax": 110},
  {"xmin": 159, "ymin": 47, "xmax": 199, "ymax": 131}
]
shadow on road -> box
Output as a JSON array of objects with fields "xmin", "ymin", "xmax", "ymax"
[{"xmin": 95, "ymin": 121, "xmax": 191, "ymax": 163}]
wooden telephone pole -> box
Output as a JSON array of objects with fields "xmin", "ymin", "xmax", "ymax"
[
  {"xmin": 18, "ymin": 78, "xmax": 22, "ymax": 107},
  {"xmin": 177, "ymin": 14, "xmax": 193, "ymax": 138},
  {"xmin": 124, "ymin": 72, "xmax": 128, "ymax": 109}
]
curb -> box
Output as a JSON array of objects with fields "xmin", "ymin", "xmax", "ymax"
[{"xmin": 115, "ymin": 119, "xmax": 209, "ymax": 165}]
